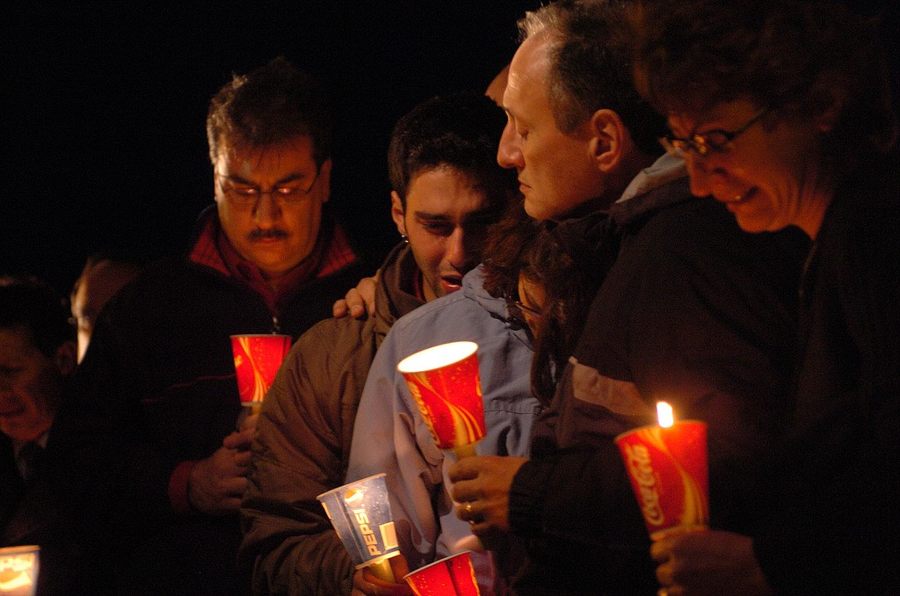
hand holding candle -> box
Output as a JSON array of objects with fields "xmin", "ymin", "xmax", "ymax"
[
  {"xmin": 397, "ymin": 341, "xmax": 485, "ymax": 459},
  {"xmin": 615, "ymin": 401, "xmax": 709, "ymax": 540}
]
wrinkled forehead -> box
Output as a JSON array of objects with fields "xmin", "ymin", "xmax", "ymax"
[
  {"xmin": 215, "ymin": 135, "xmax": 318, "ymax": 175},
  {"xmin": 504, "ymin": 33, "xmax": 554, "ymax": 110},
  {"xmin": 666, "ymin": 98, "xmax": 762, "ymax": 136}
]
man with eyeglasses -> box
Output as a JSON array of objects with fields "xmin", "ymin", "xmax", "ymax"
[
  {"xmin": 441, "ymin": 1, "xmax": 810, "ymax": 593},
  {"xmin": 57, "ymin": 57, "xmax": 366, "ymax": 594}
]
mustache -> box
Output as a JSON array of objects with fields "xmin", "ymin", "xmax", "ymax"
[{"xmin": 249, "ymin": 228, "xmax": 289, "ymax": 240}]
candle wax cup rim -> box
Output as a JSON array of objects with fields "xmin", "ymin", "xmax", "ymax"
[
  {"xmin": 613, "ymin": 419, "xmax": 707, "ymax": 443},
  {"xmin": 397, "ymin": 341, "xmax": 478, "ymax": 374},
  {"xmin": 230, "ymin": 333, "xmax": 291, "ymax": 339},
  {"xmin": 315, "ymin": 472, "xmax": 388, "ymax": 501},
  {"xmin": 0, "ymin": 545, "xmax": 40, "ymax": 555},
  {"xmin": 402, "ymin": 550, "xmax": 475, "ymax": 580}
]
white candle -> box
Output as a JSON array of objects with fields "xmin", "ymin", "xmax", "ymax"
[{"xmin": 656, "ymin": 401, "xmax": 674, "ymax": 428}]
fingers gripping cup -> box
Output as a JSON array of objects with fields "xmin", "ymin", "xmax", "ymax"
[
  {"xmin": 0, "ymin": 545, "xmax": 40, "ymax": 596},
  {"xmin": 230, "ymin": 334, "xmax": 291, "ymax": 411},
  {"xmin": 397, "ymin": 341, "xmax": 485, "ymax": 459},
  {"xmin": 614, "ymin": 402, "xmax": 709, "ymax": 540},
  {"xmin": 404, "ymin": 551, "xmax": 481, "ymax": 596},
  {"xmin": 317, "ymin": 474, "xmax": 401, "ymax": 582}
]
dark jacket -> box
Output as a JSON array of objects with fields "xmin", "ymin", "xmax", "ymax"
[
  {"xmin": 508, "ymin": 157, "xmax": 808, "ymax": 595},
  {"xmin": 240, "ymin": 243, "xmax": 423, "ymax": 595},
  {"xmin": 55, "ymin": 213, "xmax": 367, "ymax": 595},
  {"xmin": 2, "ymin": 425, "xmax": 105, "ymax": 595},
  {"xmin": 753, "ymin": 152, "xmax": 900, "ymax": 595},
  {"xmin": 2, "ymin": 435, "xmax": 61, "ymax": 596}
]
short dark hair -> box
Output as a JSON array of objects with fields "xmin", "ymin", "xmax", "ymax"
[
  {"xmin": 206, "ymin": 56, "xmax": 333, "ymax": 165},
  {"xmin": 518, "ymin": 0, "xmax": 667, "ymax": 156},
  {"xmin": 632, "ymin": 0, "xmax": 897, "ymax": 161},
  {"xmin": 0, "ymin": 276, "xmax": 74, "ymax": 357},
  {"xmin": 387, "ymin": 92, "xmax": 516, "ymax": 210}
]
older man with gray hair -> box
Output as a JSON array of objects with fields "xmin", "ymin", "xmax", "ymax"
[
  {"xmin": 348, "ymin": 0, "xmax": 672, "ymax": 592},
  {"xmin": 448, "ymin": 1, "xmax": 807, "ymax": 593}
]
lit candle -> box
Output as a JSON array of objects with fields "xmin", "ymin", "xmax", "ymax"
[
  {"xmin": 0, "ymin": 545, "xmax": 39, "ymax": 596},
  {"xmin": 397, "ymin": 341, "xmax": 485, "ymax": 459},
  {"xmin": 657, "ymin": 401, "xmax": 674, "ymax": 428},
  {"xmin": 614, "ymin": 401, "xmax": 709, "ymax": 539}
]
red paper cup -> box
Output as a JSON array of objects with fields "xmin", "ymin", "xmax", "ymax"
[
  {"xmin": 404, "ymin": 551, "xmax": 480, "ymax": 596},
  {"xmin": 614, "ymin": 421, "xmax": 709, "ymax": 540},
  {"xmin": 230, "ymin": 334, "xmax": 292, "ymax": 406},
  {"xmin": 397, "ymin": 342, "xmax": 485, "ymax": 454},
  {"xmin": 0, "ymin": 545, "xmax": 40, "ymax": 596}
]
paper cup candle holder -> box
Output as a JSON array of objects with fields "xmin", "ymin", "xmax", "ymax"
[
  {"xmin": 404, "ymin": 551, "xmax": 480, "ymax": 596},
  {"xmin": 614, "ymin": 401, "xmax": 709, "ymax": 539},
  {"xmin": 230, "ymin": 334, "xmax": 291, "ymax": 409},
  {"xmin": 0, "ymin": 545, "xmax": 40, "ymax": 596},
  {"xmin": 397, "ymin": 341, "xmax": 485, "ymax": 459},
  {"xmin": 317, "ymin": 473, "xmax": 401, "ymax": 583}
]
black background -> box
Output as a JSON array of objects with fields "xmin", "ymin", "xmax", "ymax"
[
  {"xmin": 4, "ymin": 1, "xmax": 898, "ymax": 296},
  {"xmin": 5, "ymin": 1, "xmax": 539, "ymax": 294}
]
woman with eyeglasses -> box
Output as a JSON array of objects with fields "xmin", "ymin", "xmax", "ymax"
[{"xmin": 633, "ymin": 0, "xmax": 899, "ymax": 593}]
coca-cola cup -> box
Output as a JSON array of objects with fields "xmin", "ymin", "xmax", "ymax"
[
  {"xmin": 404, "ymin": 551, "xmax": 480, "ymax": 596},
  {"xmin": 397, "ymin": 341, "xmax": 485, "ymax": 459},
  {"xmin": 230, "ymin": 334, "xmax": 292, "ymax": 412},
  {"xmin": 0, "ymin": 545, "xmax": 40, "ymax": 596},
  {"xmin": 317, "ymin": 473, "xmax": 401, "ymax": 583},
  {"xmin": 614, "ymin": 419, "xmax": 709, "ymax": 540}
]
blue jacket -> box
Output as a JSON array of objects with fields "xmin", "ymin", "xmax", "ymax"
[{"xmin": 346, "ymin": 266, "xmax": 539, "ymax": 593}]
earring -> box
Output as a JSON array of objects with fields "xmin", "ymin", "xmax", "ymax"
[{"xmin": 401, "ymin": 234, "xmax": 409, "ymax": 245}]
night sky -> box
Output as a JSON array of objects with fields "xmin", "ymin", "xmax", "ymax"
[
  {"xmin": 5, "ymin": 1, "xmax": 898, "ymax": 297},
  {"xmin": 6, "ymin": 1, "xmax": 539, "ymax": 294}
]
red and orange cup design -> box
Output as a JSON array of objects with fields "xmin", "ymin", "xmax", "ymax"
[
  {"xmin": 404, "ymin": 551, "xmax": 481, "ymax": 596},
  {"xmin": 397, "ymin": 341, "xmax": 485, "ymax": 459},
  {"xmin": 230, "ymin": 334, "xmax": 292, "ymax": 409},
  {"xmin": 614, "ymin": 412, "xmax": 708, "ymax": 540},
  {"xmin": 0, "ymin": 545, "xmax": 40, "ymax": 596}
]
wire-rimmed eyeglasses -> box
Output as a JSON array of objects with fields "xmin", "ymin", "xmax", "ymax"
[
  {"xmin": 216, "ymin": 166, "xmax": 320, "ymax": 206},
  {"xmin": 660, "ymin": 106, "xmax": 771, "ymax": 157}
]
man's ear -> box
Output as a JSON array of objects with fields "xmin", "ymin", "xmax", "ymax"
[
  {"xmin": 587, "ymin": 109, "xmax": 628, "ymax": 173},
  {"xmin": 390, "ymin": 191, "xmax": 407, "ymax": 236},
  {"xmin": 54, "ymin": 341, "xmax": 77, "ymax": 377},
  {"xmin": 318, "ymin": 159, "xmax": 333, "ymax": 203}
]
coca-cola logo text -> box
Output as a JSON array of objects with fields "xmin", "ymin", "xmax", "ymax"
[{"xmin": 625, "ymin": 443, "xmax": 664, "ymax": 526}]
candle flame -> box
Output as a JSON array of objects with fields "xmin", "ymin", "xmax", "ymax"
[{"xmin": 657, "ymin": 401, "xmax": 674, "ymax": 428}]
